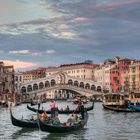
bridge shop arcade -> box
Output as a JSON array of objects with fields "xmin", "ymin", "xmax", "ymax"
[{"xmin": 19, "ymin": 72, "xmax": 103, "ymax": 101}]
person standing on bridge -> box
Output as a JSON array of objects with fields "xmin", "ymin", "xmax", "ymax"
[{"xmin": 50, "ymin": 99, "xmax": 56, "ymax": 118}]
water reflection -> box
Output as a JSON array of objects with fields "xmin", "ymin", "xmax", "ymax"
[
  {"xmin": 0, "ymin": 102, "xmax": 140, "ymax": 140},
  {"xmin": 42, "ymin": 128, "xmax": 88, "ymax": 140},
  {"xmin": 11, "ymin": 128, "xmax": 38, "ymax": 139}
]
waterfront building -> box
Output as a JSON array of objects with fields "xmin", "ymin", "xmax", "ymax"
[
  {"xmin": 0, "ymin": 62, "xmax": 5, "ymax": 94},
  {"xmin": 110, "ymin": 57, "xmax": 132, "ymax": 93},
  {"xmin": 15, "ymin": 71, "xmax": 24, "ymax": 93},
  {"xmin": 15, "ymin": 58, "xmax": 140, "ymax": 96},
  {"xmin": 18, "ymin": 61, "xmax": 98, "ymax": 82},
  {"xmin": 0, "ymin": 62, "xmax": 15, "ymax": 102},
  {"xmin": 103, "ymin": 60, "xmax": 115, "ymax": 93},
  {"xmin": 94, "ymin": 59, "xmax": 115, "ymax": 93},
  {"xmin": 128, "ymin": 61, "xmax": 140, "ymax": 91},
  {"xmin": 121, "ymin": 65, "xmax": 130, "ymax": 92},
  {"xmin": 45, "ymin": 62, "xmax": 98, "ymax": 80}
]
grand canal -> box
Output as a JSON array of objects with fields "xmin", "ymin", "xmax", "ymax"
[{"xmin": 0, "ymin": 102, "xmax": 140, "ymax": 140}]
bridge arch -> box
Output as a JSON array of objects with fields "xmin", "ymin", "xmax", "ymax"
[
  {"xmin": 85, "ymin": 83, "xmax": 90, "ymax": 89},
  {"xmin": 68, "ymin": 79, "xmax": 73, "ymax": 85},
  {"xmin": 91, "ymin": 85, "xmax": 96, "ymax": 91},
  {"xmin": 74, "ymin": 80, "xmax": 79, "ymax": 86},
  {"xmin": 27, "ymin": 85, "xmax": 32, "ymax": 92},
  {"xmin": 80, "ymin": 82, "xmax": 84, "ymax": 88},
  {"xmin": 20, "ymin": 71, "xmax": 103, "ymax": 97},
  {"xmin": 21, "ymin": 86, "xmax": 26, "ymax": 93},
  {"xmin": 51, "ymin": 79, "xmax": 56, "ymax": 86},
  {"xmin": 33, "ymin": 83, "xmax": 38, "ymax": 91},
  {"xmin": 39, "ymin": 82, "xmax": 44, "ymax": 89},
  {"xmin": 97, "ymin": 86, "xmax": 102, "ymax": 92},
  {"xmin": 45, "ymin": 81, "xmax": 50, "ymax": 87}
]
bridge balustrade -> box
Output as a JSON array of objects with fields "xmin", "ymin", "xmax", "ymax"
[{"xmin": 23, "ymin": 84, "xmax": 102, "ymax": 97}]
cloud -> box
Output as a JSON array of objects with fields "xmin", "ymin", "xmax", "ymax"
[
  {"xmin": 0, "ymin": 59, "xmax": 38, "ymax": 69},
  {"xmin": 8, "ymin": 49, "xmax": 43, "ymax": 56},
  {"xmin": 9, "ymin": 50, "xmax": 30, "ymax": 54},
  {"xmin": 74, "ymin": 17, "xmax": 89, "ymax": 22},
  {"xmin": 0, "ymin": 17, "xmax": 79, "ymax": 40},
  {"xmin": 0, "ymin": 50, "xmax": 4, "ymax": 53},
  {"xmin": 46, "ymin": 50, "xmax": 56, "ymax": 54},
  {"xmin": 0, "ymin": 0, "xmax": 140, "ymax": 70}
]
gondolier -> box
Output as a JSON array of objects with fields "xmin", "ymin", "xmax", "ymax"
[
  {"xmin": 79, "ymin": 102, "xmax": 85, "ymax": 119},
  {"xmin": 27, "ymin": 101, "xmax": 94, "ymax": 114}
]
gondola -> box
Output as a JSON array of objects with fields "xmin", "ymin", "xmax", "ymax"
[
  {"xmin": 38, "ymin": 111, "xmax": 88, "ymax": 133},
  {"xmin": 31, "ymin": 101, "xmax": 38, "ymax": 106},
  {"xmin": 27, "ymin": 102, "xmax": 94, "ymax": 114},
  {"xmin": 10, "ymin": 108, "xmax": 38, "ymax": 128},
  {"xmin": 102, "ymin": 104, "xmax": 136, "ymax": 112},
  {"xmin": 127, "ymin": 100, "xmax": 140, "ymax": 112},
  {"xmin": 128, "ymin": 105, "xmax": 140, "ymax": 112}
]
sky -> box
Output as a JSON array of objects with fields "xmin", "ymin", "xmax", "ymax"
[{"xmin": 0, "ymin": 0, "xmax": 140, "ymax": 70}]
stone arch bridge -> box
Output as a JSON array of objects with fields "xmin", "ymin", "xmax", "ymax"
[{"xmin": 20, "ymin": 72, "xmax": 103, "ymax": 99}]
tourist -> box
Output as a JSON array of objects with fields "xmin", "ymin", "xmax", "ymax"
[
  {"xmin": 67, "ymin": 113, "xmax": 80, "ymax": 125},
  {"xmin": 67, "ymin": 114, "xmax": 76, "ymax": 123},
  {"xmin": 65, "ymin": 105, "xmax": 70, "ymax": 111},
  {"xmin": 52, "ymin": 116, "xmax": 60, "ymax": 125},
  {"xmin": 30, "ymin": 115, "xmax": 35, "ymax": 121},
  {"xmin": 50, "ymin": 99, "xmax": 56, "ymax": 118},
  {"xmin": 40, "ymin": 111, "xmax": 48, "ymax": 121},
  {"xmin": 38, "ymin": 99, "xmax": 41, "ymax": 109}
]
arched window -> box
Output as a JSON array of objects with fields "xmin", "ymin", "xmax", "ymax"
[
  {"xmin": 15, "ymin": 76, "xmax": 18, "ymax": 81},
  {"xmin": 97, "ymin": 86, "xmax": 102, "ymax": 92},
  {"xmin": 33, "ymin": 83, "xmax": 38, "ymax": 90},
  {"xmin": 74, "ymin": 81, "xmax": 79, "ymax": 86},
  {"xmin": 51, "ymin": 79, "xmax": 56, "ymax": 86},
  {"xmin": 85, "ymin": 83, "xmax": 90, "ymax": 89},
  {"xmin": 68, "ymin": 79, "xmax": 73, "ymax": 85},
  {"xmin": 45, "ymin": 81, "xmax": 50, "ymax": 87},
  {"xmin": 39, "ymin": 82, "xmax": 44, "ymax": 89},
  {"xmin": 21, "ymin": 86, "xmax": 26, "ymax": 93},
  {"xmin": 27, "ymin": 85, "xmax": 32, "ymax": 92},
  {"xmin": 80, "ymin": 82, "xmax": 84, "ymax": 88},
  {"xmin": 91, "ymin": 85, "xmax": 96, "ymax": 91},
  {"xmin": 15, "ymin": 83, "xmax": 18, "ymax": 89}
]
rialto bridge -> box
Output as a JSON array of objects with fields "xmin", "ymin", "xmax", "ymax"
[{"xmin": 20, "ymin": 72, "xmax": 103, "ymax": 100}]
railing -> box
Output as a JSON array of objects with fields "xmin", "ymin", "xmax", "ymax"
[{"xmin": 26, "ymin": 84, "xmax": 103, "ymax": 96}]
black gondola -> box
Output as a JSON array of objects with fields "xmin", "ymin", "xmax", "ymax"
[
  {"xmin": 38, "ymin": 111, "xmax": 88, "ymax": 133},
  {"xmin": 102, "ymin": 104, "xmax": 136, "ymax": 112},
  {"xmin": 10, "ymin": 108, "xmax": 38, "ymax": 128},
  {"xmin": 27, "ymin": 102, "xmax": 94, "ymax": 114},
  {"xmin": 31, "ymin": 102, "xmax": 37, "ymax": 106}
]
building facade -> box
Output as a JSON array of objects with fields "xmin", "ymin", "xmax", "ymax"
[
  {"xmin": 15, "ymin": 58, "xmax": 140, "ymax": 95},
  {"xmin": 110, "ymin": 57, "xmax": 132, "ymax": 93},
  {"xmin": 128, "ymin": 61, "xmax": 140, "ymax": 91},
  {"xmin": 0, "ymin": 62, "xmax": 15, "ymax": 102},
  {"xmin": 45, "ymin": 63, "xmax": 98, "ymax": 80},
  {"xmin": 94, "ymin": 59, "xmax": 115, "ymax": 93}
]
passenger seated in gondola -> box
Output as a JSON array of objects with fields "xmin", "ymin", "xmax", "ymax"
[
  {"xmin": 40, "ymin": 112, "xmax": 48, "ymax": 121},
  {"xmin": 65, "ymin": 105, "xmax": 70, "ymax": 111},
  {"xmin": 67, "ymin": 114, "xmax": 80, "ymax": 125},
  {"xmin": 60, "ymin": 108, "xmax": 63, "ymax": 111},
  {"xmin": 52, "ymin": 116, "xmax": 60, "ymax": 125},
  {"xmin": 30, "ymin": 115, "xmax": 35, "ymax": 121}
]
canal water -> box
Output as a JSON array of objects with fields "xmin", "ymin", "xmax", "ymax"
[{"xmin": 0, "ymin": 102, "xmax": 140, "ymax": 140}]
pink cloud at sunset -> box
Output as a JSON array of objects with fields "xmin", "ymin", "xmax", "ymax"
[
  {"xmin": 95, "ymin": 0, "xmax": 140, "ymax": 11},
  {"xmin": 74, "ymin": 17, "xmax": 89, "ymax": 22},
  {"xmin": 0, "ymin": 59, "xmax": 38, "ymax": 69}
]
